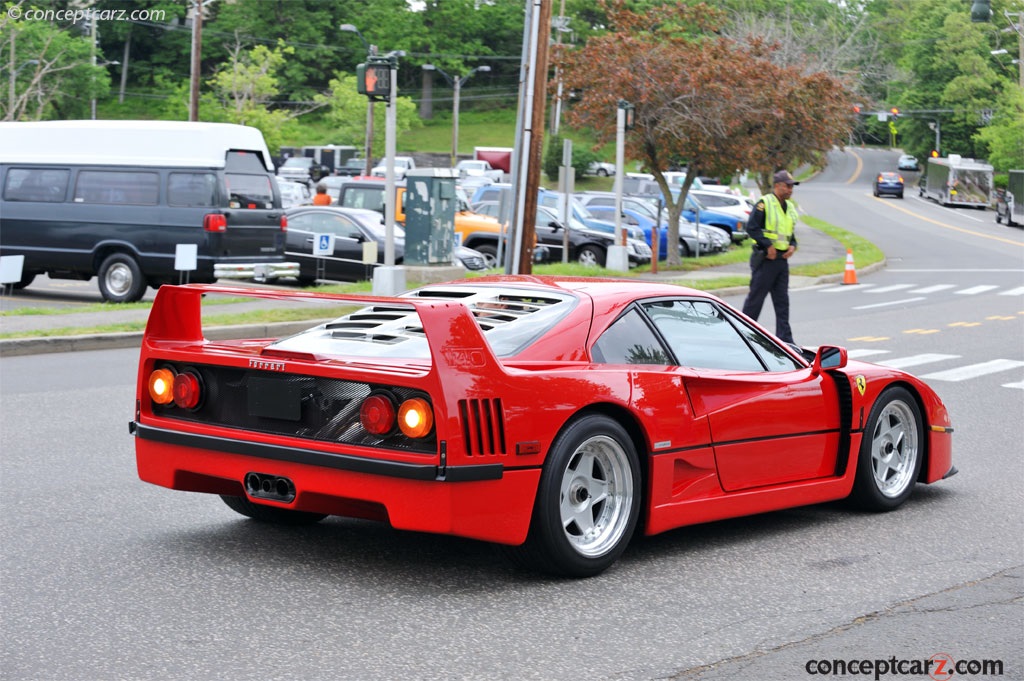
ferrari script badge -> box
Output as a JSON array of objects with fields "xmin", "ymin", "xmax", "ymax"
[{"xmin": 855, "ymin": 375, "xmax": 867, "ymax": 396}]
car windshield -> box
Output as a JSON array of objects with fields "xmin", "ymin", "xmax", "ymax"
[{"xmin": 282, "ymin": 158, "xmax": 312, "ymax": 168}]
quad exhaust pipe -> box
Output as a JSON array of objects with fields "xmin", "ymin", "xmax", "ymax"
[{"xmin": 245, "ymin": 472, "xmax": 296, "ymax": 503}]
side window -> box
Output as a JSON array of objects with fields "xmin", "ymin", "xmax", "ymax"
[
  {"xmin": 74, "ymin": 170, "xmax": 159, "ymax": 205},
  {"xmin": 592, "ymin": 308, "xmax": 671, "ymax": 365},
  {"xmin": 224, "ymin": 173, "xmax": 273, "ymax": 209},
  {"xmin": 721, "ymin": 307, "xmax": 803, "ymax": 372},
  {"xmin": 287, "ymin": 214, "xmax": 315, "ymax": 231},
  {"xmin": 3, "ymin": 168, "xmax": 70, "ymax": 202},
  {"xmin": 168, "ymin": 172, "xmax": 217, "ymax": 207},
  {"xmin": 642, "ymin": 299, "xmax": 764, "ymax": 371},
  {"xmin": 326, "ymin": 215, "xmax": 363, "ymax": 239}
]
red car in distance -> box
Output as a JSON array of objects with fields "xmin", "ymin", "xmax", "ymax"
[{"xmin": 131, "ymin": 277, "xmax": 955, "ymax": 577}]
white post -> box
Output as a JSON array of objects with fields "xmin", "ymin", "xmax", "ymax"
[
  {"xmin": 606, "ymin": 104, "xmax": 629, "ymax": 272},
  {"xmin": 373, "ymin": 58, "xmax": 405, "ymax": 296},
  {"xmin": 452, "ymin": 77, "xmax": 461, "ymax": 168}
]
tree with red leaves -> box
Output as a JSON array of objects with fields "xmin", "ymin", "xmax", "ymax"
[{"xmin": 557, "ymin": 1, "xmax": 855, "ymax": 264}]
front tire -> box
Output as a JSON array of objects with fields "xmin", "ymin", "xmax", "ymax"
[
  {"xmin": 850, "ymin": 387, "xmax": 923, "ymax": 511},
  {"xmin": 597, "ymin": 169, "xmax": 609, "ymax": 177},
  {"xmin": 475, "ymin": 243, "xmax": 499, "ymax": 268},
  {"xmin": 97, "ymin": 253, "xmax": 146, "ymax": 303},
  {"xmin": 220, "ymin": 495, "xmax": 327, "ymax": 525},
  {"xmin": 507, "ymin": 414, "xmax": 640, "ymax": 577}
]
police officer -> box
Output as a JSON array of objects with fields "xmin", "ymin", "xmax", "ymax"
[{"xmin": 742, "ymin": 169, "xmax": 799, "ymax": 344}]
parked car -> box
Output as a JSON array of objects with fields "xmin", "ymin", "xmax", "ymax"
[
  {"xmin": 284, "ymin": 206, "xmax": 402, "ymax": 285},
  {"xmin": 585, "ymin": 204, "xmax": 716, "ymax": 257},
  {"xmin": 276, "ymin": 178, "xmax": 312, "ymax": 209},
  {"xmin": 283, "ymin": 205, "xmax": 486, "ymax": 284},
  {"xmin": 455, "ymin": 159, "xmax": 503, "ymax": 182},
  {"xmin": 688, "ymin": 190, "xmax": 753, "ymax": 240},
  {"xmin": 277, "ymin": 156, "xmax": 330, "ymax": 186},
  {"xmin": 585, "ymin": 161, "xmax": 616, "ymax": 177},
  {"xmin": 874, "ymin": 172, "xmax": 905, "ymax": 199},
  {"xmin": 897, "ymin": 154, "xmax": 919, "ymax": 171},
  {"xmin": 336, "ymin": 157, "xmax": 369, "ymax": 177},
  {"xmin": 133, "ymin": 277, "xmax": 955, "ymax": 576},
  {"xmin": 370, "ymin": 156, "xmax": 416, "ymax": 180},
  {"xmin": 532, "ymin": 205, "xmax": 651, "ymax": 267}
]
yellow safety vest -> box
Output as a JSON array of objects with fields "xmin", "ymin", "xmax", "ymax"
[{"xmin": 761, "ymin": 193, "xmax": 798, "ymax": 251}]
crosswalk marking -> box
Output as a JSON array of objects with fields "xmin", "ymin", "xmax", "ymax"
[
  {"xmin": 911, "ymin": 284, "xmax": 956, "ymax": 294},
  {"xmin": 853, "ymin": 297, "xmax": 926, "ymax": 310},
  {"xmin": 819, "ymin": 283, "xmax": 1022, "ymax": 297},
  {"xmin": 955, "ymin": 285, "xmax": 1000, "ymax": 295},
  {"xmin": 867, "ymin": 284, "xmax": 916, "ymax": 294},
  {"xmin": 920, "ymin": 359, "xmax": 1024, "ymax": 382},
  {"xmin": 876, "ymin": 353, "xmax": 961, "ymax": 369},
  {"xmin": 847, "ymin": 349, "xmax": 891, "ymax": 359},
  {"xmin": 1003, "ymin": 381, "xmax": 1024, "ymax": 390}
]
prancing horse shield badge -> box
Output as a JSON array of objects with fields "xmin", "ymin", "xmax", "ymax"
[{"xmin": 855, "ymin": 375, "xmax": 867, "ymax": 396}]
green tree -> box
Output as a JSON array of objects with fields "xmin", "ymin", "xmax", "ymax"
[
  {"xmin": 974, "ymin": 86, "xmax": 1024, "ymax": 171},
  {"xmin": 1, "ymin": 2, "xmax": 112, "ymax": 120},
  {"xmin": 559, "ymin": 1, "xmax": 853, "ymax": 264}
]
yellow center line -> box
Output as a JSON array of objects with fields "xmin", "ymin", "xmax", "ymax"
[
  {"xmin": 867, "ymin": 194, "xmax": 1024, "ymax": 247},
  {"xmin": 845, "ymin": 149, "xmax": 864, "ymax": 185}
]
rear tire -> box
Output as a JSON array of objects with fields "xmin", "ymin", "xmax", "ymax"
[
  {"xmin": 97, "ymin": 253, "xmax": 146, "ymax": 303},
  {"xmin": 504, "ymin": 414, "xmax": 640, "ymax": 577},
  {"xmin": 220, "ymin": 495, "xmax": 327, "ymax": 525}
]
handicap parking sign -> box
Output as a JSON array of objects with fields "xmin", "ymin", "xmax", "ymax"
[{"xmin": 313, "ymin": 233, "xmax": 335, "ymax": 256}]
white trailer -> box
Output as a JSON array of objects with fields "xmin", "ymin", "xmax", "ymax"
[
  {"xmin": 996, "ymin": 170, "xmax": 1023, "ymax": 227},
  {"xmin": 921, "ymin": 154, "xmax": 993, "ymax": 208}
]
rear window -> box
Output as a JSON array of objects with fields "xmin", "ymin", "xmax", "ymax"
[
  {"xmin": 3, "ymin": 168, "xmax": 70, "ymax": 202},
  {"xmin": 225, "ymin": 173, "xmax": 274, "ymax": 209},
  {"xmin": 74, "ymin": 170, "xmax": 159, "ymax": 205}
]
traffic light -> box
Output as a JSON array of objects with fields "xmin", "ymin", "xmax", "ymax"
[
  {"xmin": 890, "ymin": 107, "xmax": 900, "ymax": 119},
  {"xmin": 357, "ymin": 60, "xmax": 391, "ymax": 102},
  {"xmin": 971, "ymin": 0, "xmax": 991, "ymax": 22}
]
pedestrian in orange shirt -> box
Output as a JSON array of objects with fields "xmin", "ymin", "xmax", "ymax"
[{"xmin": 312, "ymin": 183, "xmax": 332, "ymax": 206}]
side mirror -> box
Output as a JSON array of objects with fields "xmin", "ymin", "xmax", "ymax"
[{"xmin": 812, "ymin": 345, "xmax": 848, "ymax": 374}]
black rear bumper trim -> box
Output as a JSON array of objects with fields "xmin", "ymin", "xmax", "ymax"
[{"xmin": 132, "ymin": 422, "xmax": 502, "ymax": 482}]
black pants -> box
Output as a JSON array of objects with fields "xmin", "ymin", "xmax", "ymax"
[{"xmin": 742, "ymin": 255, "xmax": 793, "ymax": 344}]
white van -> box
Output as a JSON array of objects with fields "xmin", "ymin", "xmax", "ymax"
[{"xmin": 0, "ymin": 120, "xmax": 299, "ymax": 302}]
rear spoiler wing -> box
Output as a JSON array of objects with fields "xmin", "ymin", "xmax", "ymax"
[{"xmin": 143, "ymin": 283, "xmax": 506, "ymax": 380}]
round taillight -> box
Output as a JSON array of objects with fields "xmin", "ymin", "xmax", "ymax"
[
  {"xmin": 360, "ymin": 394, "xmax": 396, "ymax": 435},
  {"xmin": 172, "ymin": 372, "xmax": 201, "ymax": 409},
  {"xmin": 148, "ymin": 368, "xmax": 175, "ymax": 405},
  {"xmin": 398, "ymin": 398, "xmax": 434, "ymax": 439}
]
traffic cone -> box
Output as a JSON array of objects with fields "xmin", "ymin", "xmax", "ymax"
[{"xmin": 842, "ymin": 249, "xmax": 859, "ymax": 285}]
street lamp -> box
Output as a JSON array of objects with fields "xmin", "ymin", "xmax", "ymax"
[
  {"xmin": 421, "ymin": 63, "xmax": 491, "ymax": 168},
  {"xmin": 340, "ymin": 23, "xmax": 377, "ymax": 176}
]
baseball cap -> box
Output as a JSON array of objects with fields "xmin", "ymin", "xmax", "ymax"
[{"xmin": 773, "ymin": 170, "xmax": 799, "ymax": 186}]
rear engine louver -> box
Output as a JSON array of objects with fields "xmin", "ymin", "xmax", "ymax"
[{"xmin": 458, "ymin": 398, "xmax": 506, "ymax": 456}]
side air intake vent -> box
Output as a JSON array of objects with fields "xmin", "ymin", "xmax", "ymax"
[{"xmin": 458, "ymin": 398, "xmax": 506, "ymax": 456}]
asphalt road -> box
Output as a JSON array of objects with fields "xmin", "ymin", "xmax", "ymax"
[{"xmin": 1, "ymin": 148, "xmax": 1021, "ymax": 680}]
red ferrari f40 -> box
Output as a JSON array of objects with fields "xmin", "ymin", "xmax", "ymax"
[{"xmin": 131, "ymin": 277, "xmax": 955, "ymax": 577}]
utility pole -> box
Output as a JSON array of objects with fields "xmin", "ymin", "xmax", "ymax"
[
  {"xmin": 188, "ymin": 0, "xmax": 203, "ymax": 121},
  {"xmin": 516, "ymin": 0, "xmax": 552, "ymax": 275}
]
